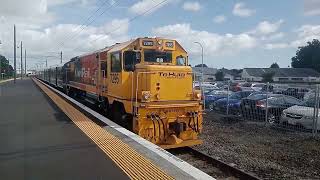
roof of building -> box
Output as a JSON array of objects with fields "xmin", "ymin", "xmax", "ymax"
[
  {"xmin": 219, "ymin": 68, "xmax": 242, "ymax": 77},
  {"xmin": 192, "ymin": 67, "xmax": 218, "ymax": 75},
  {"xmin": 243, "ymin": 68, "xmax": 320, "ymax": 77}
]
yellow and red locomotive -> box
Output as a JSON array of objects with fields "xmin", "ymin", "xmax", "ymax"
[{"xmin": 41, "ymin": 37, "xmax": 203, "ymax": 149}]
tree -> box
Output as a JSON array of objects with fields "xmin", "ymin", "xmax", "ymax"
[
  {"xmin": 195, "ymin": 64, "xmax": 208, "ymax": 67},
  {"xmin": 215, "ymin": 71, "xmax": 224, "ymax": 81},
  {"xmin": 261, "ymin": 72, "xmax": 275, "ymax": 82},
  {"xmin": 270, "ymin": 62, "xmax": 279, "ymax": 68},
  {"xmin": 0, "ymin": 54, "xmax": 14, "ymax": 77},
  {"xmin": 291, "ymin": 39, "xmax": 320, "ymax": 72}
]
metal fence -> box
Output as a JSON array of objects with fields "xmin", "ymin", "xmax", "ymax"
[{"xmin": 204, "ymin": 81, "xmax": 320, "ymax": 137}]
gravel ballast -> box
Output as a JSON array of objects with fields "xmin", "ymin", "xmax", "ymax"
[{"xmin": 194, "ymin": 112, "xmax": 320, "ymax": 180}]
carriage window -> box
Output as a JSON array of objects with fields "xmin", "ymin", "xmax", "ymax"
[
  {"xmin": 176, "ymin": 56, "xmax": 186, "ymax": 66},
  {"xmin": 111, "ymin": 52, "xmax": 121, "ymax": 72},
  {"xmin": 144, "ymin": 50, "xmax": 172, "ymax": 63},
  {"xmin": 124, "ymin": 51, "xmax": 140, "ymax": 71}
]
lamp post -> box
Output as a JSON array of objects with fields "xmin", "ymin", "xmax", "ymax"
[{"xmin": 194, "ymin": 41, "xmax": 205, "ymax": 110}]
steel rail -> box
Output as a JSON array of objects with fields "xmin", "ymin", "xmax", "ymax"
[{"xmin": 169, "ymin": 147, "xmax": 261, "ymax": 180}]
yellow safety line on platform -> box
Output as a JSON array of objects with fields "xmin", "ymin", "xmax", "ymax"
[
  {"xmin": 0, "ymin": 78, "xmax": 14, "ymax": 84},
  {"xmin": 32, "ymin": 78, "xmax": 174, "ymax": 180}
]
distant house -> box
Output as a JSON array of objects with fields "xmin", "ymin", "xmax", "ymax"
[
  {"xmin": 192, "ymin": 67, "xmax": 218, "ymax": 82},
  {"xmin": 219, "ymin": 68, "xmax": 242, "ymax": 81},
  {"xmin": 242, "ymin": 68, "xmax": 320, "ymax": 83}
]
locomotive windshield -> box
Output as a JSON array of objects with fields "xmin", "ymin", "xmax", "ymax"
[
  {"xmin": 144, "ymin": 50, "xmax": 172, "ymax": 63},
  {"xmin": 124, "ymin": 51, "xmax": 141, "ymax": 71}
]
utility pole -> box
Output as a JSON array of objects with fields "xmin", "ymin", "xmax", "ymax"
[
  {"xmin": 60, "ymin": 51, "xmax": 62, "ymax": 64},
  {"xmin": 14, "ymin": 25, "xmax": 16, "ymax": 83},
  {"xmin": 25, "ymin": 49, "xmax": 26, "ymax": 75},
  {"xmin": 20, "ymin": 41, "xmax": 23, "ymax": 79},
  {"xmin": 46, "ymin": 59, "xmax": 47, "ymax": 67}
]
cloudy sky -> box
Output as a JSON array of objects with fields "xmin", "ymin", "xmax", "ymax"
[{"xmin": 0, "ymin": 0, "xmax": 320, "ymax": 69}]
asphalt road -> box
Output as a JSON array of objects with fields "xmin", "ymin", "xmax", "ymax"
[{"xmin": 0, "ymin": 79, "xmax": 129, "ymax": 180}]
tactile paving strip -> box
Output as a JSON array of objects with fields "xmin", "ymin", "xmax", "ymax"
[{"xmin": 33, "ymin": 78, "xmax": 174, "ymax": 180}]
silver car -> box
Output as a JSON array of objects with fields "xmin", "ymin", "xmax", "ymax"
[{"xmin": 280, "ymin": 98, "xmax": 320, "ymax": 129}]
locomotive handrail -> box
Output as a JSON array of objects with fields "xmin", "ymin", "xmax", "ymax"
[{"xmin": 131, "ymin": 71, "xmax": 134, "ymax": 113}]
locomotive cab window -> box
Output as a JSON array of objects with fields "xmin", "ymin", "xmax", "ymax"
[
  {"xmin": 124, "ymin": 51, "xmax": 141, "ymax": 71},
  {"xmin": 111, "ymin": 52, "xmax": 121, "ymax": 72},
  {"xmin": 144, "ymin": 50, "xmax": 172, "ymax": 63},
  {"xmin": 176, "ymin": 55, "xmax": 186, "ymax": 66}
]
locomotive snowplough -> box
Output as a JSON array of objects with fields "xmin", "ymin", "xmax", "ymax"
[{"xmin": 40, "ymin": 37, "xmax": 203, "ymax": 149}]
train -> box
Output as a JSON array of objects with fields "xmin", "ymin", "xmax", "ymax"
[{"xmin": 38, "ymin": 37, "xmax": 203, "ymax": 149}]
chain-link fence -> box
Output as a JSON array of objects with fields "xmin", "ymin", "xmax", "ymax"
[{"xmin": 203, "ymin": 81, "xmax": 320, "ymax": 137}]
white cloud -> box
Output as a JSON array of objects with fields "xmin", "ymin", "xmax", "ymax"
[
  {"xmin": 233, "ymin": 2, "xmax": 256, "ymax": 17},
  {"xmin": 182, "ymin": 1, "xmax": 201, "ymax": 12},
  {"xmin": 0, "ymin": 0, "xmax": 47, "ymax": 17},
  {"xmin": 213, "ymin": 15, "xmax": 226, "ymax": 23},
  {"xmin": 265, "ymin": 43, "xmax": 289, "ymax": 50},
  {"xmin": 249, "ymin": 20, "xmax": 284, "ymax": 35},
  {"xmin": 0, "ymin": 0, "xmax": 131, "ymax": 69},
  {"xmin": 265, "ymin": 24, "xmax": 320, "ymax": 50},
  {"xmin": 266, "ymin": 32, "xmax": 285, "ymax": 40},
  {"xmin": 304, "ymin": 0, "xmax": 320, "ymax": 16},
  {"xmin": 291, "ymin": 24, "xmax": 320, "ymax": 46},
  {"xmin": 152, "ymin": 23, "xmax": 257, "ymax": 57},
  {"xmin": 129, "ymin": 0, "xmax": 172, "ymax": 15},
  {"xmin": 0, "ymin": 18, "xmax": 130, "ymax": 68}
]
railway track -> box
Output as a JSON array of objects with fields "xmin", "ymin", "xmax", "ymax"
[{"xmin": 168, "ymin": 147, "xmax": 261, "ymax": 180}]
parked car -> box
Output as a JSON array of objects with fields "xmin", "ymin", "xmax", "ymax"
[
  {"xmin": 229, "ymin": 82, "xmax": 241, "ymax": 92},
  {"xmin": 272, "ymin": 84, "xmax": 289, "ymax": 94},
  {"xmin": 205, "ymin": 90, "xmax": 229, "ymax": 108},
  {"xmin": 281, "ymin": 87, "xmax": 310, "ymax": 99},
  {"xmin": 303, "ymin": 90, "xmax": 316, "ymax": 101},
  {"xmin": 240, "ymin": 93, "xmax": 304, "ymax": 123},
  {"xmin": 280, "ymin": 97, "xmax": 320, "ymax": 129},
  {"xmin": 250, "ymin": 83, "xmax": 266, "ymax": 91},
  {"xmin": 194, "ymin": 82, "xmax": 219, "ymax": 92},
  {"xmin": 237, "ymin": 82, "xmax": 252, "ymax": 91},
  {"xmin": 211, "ymin": 81, "xmax": 226, "ymax": 88},
  {"xmin": 212, "ymin": 90, "xmax": 254, "ymax": 115}
]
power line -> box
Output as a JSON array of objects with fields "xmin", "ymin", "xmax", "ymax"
[
  {"xmin": 70, "ymin": 0, "xmax": 169, "ymax": 53},
  {"xmin": 55, "ymin": 0, "xmax": 119, "ymax": 50}
]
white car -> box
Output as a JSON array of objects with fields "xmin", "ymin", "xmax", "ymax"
[
  {"xmin": 194, "ymin": 82, "xmax": 219, "ymax": 91},
  {"xmin": 280, "ymin": 102, "xmax": 320, "ymax": 129},
  {"xmin": 250, "ymin": 83, "xmax": 266, "ymax": 91}
]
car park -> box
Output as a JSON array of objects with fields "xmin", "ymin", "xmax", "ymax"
[
  {"xmin": 241, "ymin": 93, "xmax": 304, "ymax": 123},
  {"xmin": 212, "ymin": 91, "xmax": 254, "ymax": 115}
]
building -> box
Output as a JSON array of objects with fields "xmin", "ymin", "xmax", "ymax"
[
  {"xmin": 219, "ymin": 68, "xmax": 242, "ymax": 81},
  {"xmin": 192, "ymin": 67, "xmax": 218, "ymax": 82},
  {"xmin": 242, "ymin": 68, "xmax": 320, "ymax": 83}
]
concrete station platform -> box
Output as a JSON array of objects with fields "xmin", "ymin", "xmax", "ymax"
[{"xmin": 0, "ymin": 79, "xmax": 212, "ymax": 180}]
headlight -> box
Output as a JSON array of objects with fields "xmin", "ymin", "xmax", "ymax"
[
  {"xmin": 194, "ymin": 90, "xmax": 202, "ymax": 100},
  {"xmin": 142, "ymin": 91, "xmax": 151, "ymax": 102}
]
